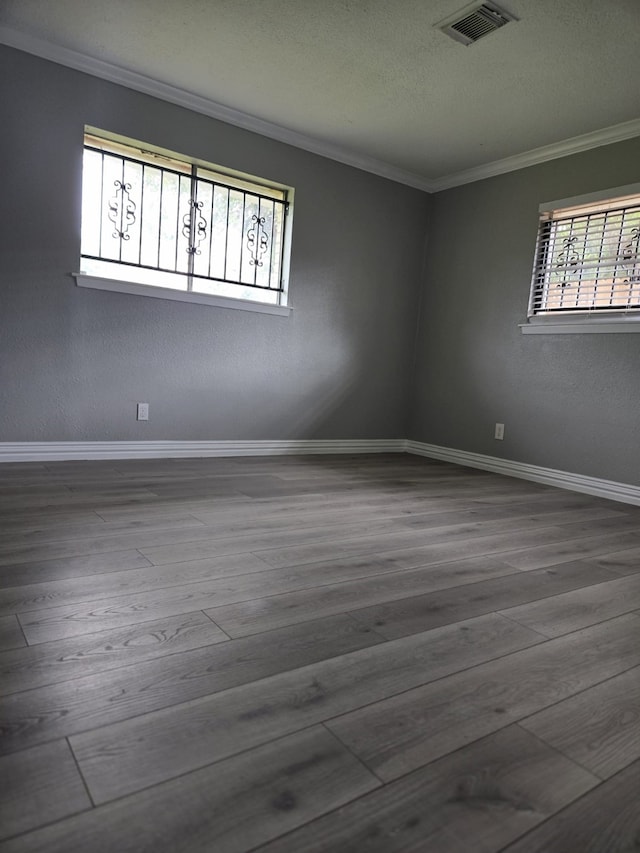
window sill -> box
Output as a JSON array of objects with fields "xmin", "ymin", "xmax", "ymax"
[
  {"xmin": 520, "ymin": 316, "xmax": 640, "ymax": 334},
  {"xmin": 73, "ymin": 273, "xmax": 292, "ymax": 316}
]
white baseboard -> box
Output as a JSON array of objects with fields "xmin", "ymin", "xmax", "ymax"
[
  {"xmin": 2, "ymin": 438, "xmax": 638, "ymax": 508},
  {"xmin": 406, "ymin": 440, "xmax": 640, "ymax": 507},
  {"xmin": 0, "ymin": 439, "xmax": 406, "ymax": 463}
]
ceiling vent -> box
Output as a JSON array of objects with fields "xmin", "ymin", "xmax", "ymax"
[{"xmin": 438, "ymin": 2, "xmax": 517, "ymax": 45}]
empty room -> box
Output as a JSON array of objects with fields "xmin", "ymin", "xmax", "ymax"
[{"xmin": 1, "ymin": 1, "xmax": 640, "ymax": 850}]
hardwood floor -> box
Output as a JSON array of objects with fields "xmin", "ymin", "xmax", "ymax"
[{"xmin": 1, "ymin": 454, "xmax": 639, "ymax": 852}]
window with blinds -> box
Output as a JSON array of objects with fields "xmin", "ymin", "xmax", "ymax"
[{"xmin": 529, "ymin": 190, "xmax": 640, "ymax": 316}]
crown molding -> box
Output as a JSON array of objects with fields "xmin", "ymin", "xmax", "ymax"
[
  {"xmin": 429, "ymin": 118, "xmax": 640, "ymax": 191},
  {"xmin": 0, "ymin": 26, "xmax": 433, "ymax": 193},
  {"xmin": 1, "ymin": 26, "xmax": 638, "ymax": 195}
]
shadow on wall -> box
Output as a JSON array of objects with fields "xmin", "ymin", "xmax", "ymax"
[{"xmin": 250, "ymin": 330, "xmax": 365, "ymax": 441}]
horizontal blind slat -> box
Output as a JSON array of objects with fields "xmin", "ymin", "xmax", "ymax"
[{"xmin": 530, "ymin": 196, "xmax": 640, "ymax": 316}]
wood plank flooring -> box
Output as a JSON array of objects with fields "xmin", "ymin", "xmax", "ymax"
[{"xmin": 1, "ymin": 454, "xmax": 640, "ymax": 851}]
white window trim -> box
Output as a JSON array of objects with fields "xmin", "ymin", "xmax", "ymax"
[
  {"xmin": 74, "ymin": 273, "xmax": 292, "ymax": 316},
  {"xmin": 78, "ymin": 128, "xmax": 294, "ymax": 316},
  {"xmin": 521, "ymin": 181, "xmax": 640, "ymax": 334},
  {"xmin": 520, "ymin": 315, "xmax": 640, "ymax": 334}
]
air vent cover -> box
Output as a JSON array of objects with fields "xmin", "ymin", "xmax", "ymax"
[{"xmin": 438, "ymin": 2, "xmax": 516, "ymax": 45}]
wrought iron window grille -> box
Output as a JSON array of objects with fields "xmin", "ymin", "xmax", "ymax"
[
  {"xmin": 81, "ymin": 135, "xmax": 290, "ymax": 300},
  {"xmin": 529, "ymin": 191, "xmax": 640, "ymax": 316}
]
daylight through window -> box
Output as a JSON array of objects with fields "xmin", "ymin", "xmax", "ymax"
[
  {"xmin": 529, "ymin": 190, "xmax": 640, "ymax": 316},
  {"xmin": 80, "ymin": 132, "xmax": 291, "ymax": 306}
]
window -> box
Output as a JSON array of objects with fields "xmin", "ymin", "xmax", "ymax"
[
  {"xmin": 78, "ymin": 129, "xmax": 293, "ymax": 312},
  {"xmin": 528, "ymin": 186, "xmax": 640, "ymax": 319}
]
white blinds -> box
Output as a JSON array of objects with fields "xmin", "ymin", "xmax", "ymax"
[{"xmin": 529, "ymin": 193, "xmax": 640, "ymax": 315}]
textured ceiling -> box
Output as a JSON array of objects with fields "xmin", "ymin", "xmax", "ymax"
[{"xmin": 1, "ymin": 0, "xmax": 639, "ymax": 185}]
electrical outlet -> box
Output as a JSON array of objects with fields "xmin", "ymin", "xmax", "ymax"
[
  {"xmin": 137, "ymin": 403, "xmax": 149, "ymax": 421},
  {"xmin": 494, "ymin": 423, "xmax": 505, "ymax": 440}
]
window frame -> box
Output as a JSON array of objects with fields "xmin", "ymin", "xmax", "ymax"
[
  {"xmin": 75, "ymin": 128, "xmax": 294, "ymax": 315},
  {"xmin": 521, "ymin": 182, "xmax": 640, "ymax": 335}
]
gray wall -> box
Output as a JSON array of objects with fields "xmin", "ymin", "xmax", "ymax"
[
  {"xmin": 409, "ymin": 137, "xmax": 640, "ymax": 485},
  {"xmin": 3, "ymin": 45, "xmax": 638, "ymax": 487},
  {"xmin": 0, "ymin": 45, "xmax": 430, "ymax": 442}
]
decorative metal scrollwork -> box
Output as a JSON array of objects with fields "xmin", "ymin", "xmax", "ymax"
[
  {"xmin": 555, "ymin": 236, "xmax": 581, "ymax": 287},
  {"xmin": 622, "ymin": 226, "xmax": 640, "ymax": 284},
  {"xmin": 108, "ymin": 180, "xmax": 136, "ymax": 240},
  {"xmin": 182, "ymin": 200, "xmax": 208, "ymax": 255},
  {"xmin": 247, "ymin": 215, "xmax": 269, "ymax": 267}
]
